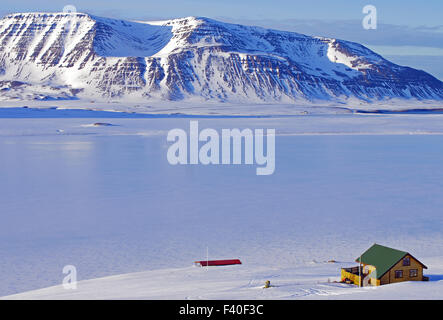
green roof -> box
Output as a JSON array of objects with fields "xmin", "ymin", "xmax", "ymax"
[{"xmin": 356, "ymin": 244, "xmax": 408, "ymax": 279}]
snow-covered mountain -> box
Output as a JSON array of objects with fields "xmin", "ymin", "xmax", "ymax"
[{"xmin": 1, "ymin": 12, "xmax": 442, "ymax": 103}]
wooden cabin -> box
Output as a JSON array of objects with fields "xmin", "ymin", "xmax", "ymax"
[{"xmin": 341, "ymin": 244, "xmax": 428, "ymax": 286}]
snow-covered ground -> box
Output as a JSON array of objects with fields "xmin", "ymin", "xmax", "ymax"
[
  {"xmin": 1, "ymin": 108, "xmax": 443, "ymax": 299},
  {"xmin": 4, "ymin": 257, "xmax": 443, "ymax": 300}
]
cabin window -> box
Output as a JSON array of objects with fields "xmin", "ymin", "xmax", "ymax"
[
  {"xmin": 409, "ymin": 269, "xmax": 418, "ymax": 278},
  {"xmin": 403, "ymin": 257, "xmax": 411, "ymax": 266},
  {"xmin": 395, "ymin": 270, "xmax": 403, "ymax": 278}
]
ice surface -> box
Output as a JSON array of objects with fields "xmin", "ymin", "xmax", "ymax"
[{"xmin": 0, "ymin": 111, "xmax": 443, "ymax": 298}]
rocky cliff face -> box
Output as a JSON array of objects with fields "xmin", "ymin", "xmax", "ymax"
[{"xmin": 0, "ymin": 12, "xmax": 442, "ymax": 103}]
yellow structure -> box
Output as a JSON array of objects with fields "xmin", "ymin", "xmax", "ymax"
[{"xmin": 341, "ymin": 244, "xmax": 427, "ymax": 286}]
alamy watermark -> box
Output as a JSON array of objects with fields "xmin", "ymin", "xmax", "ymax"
[
  {"xmin": 62, "ymin": 265, "xmax": 77, "ymax": 290},
  {"xmin": 63, "ymin": 5, "xmax": 77, "ymax": 13},
  {"xmin": 166, "ymin": 121, "xmax": 275, "ymax": 175},
  {"xmin": 362, "ymin": 5, "xmax": 377, "ymax": 30}
]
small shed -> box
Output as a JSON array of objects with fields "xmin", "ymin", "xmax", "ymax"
[
  {"xmin": 341, "ymin": 244, "xmax": 427, "ymax": 286},
  {"xmin": 194, "ymin": 259, "xmax": 242, "ymax": 267}
]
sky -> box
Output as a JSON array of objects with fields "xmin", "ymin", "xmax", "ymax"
[
  {"xmin": 0, "ymin": 0, "xmax": 442, "ymax": 26},
  {"xmin": 1, "ymin": 0, "xmax": 442, "ymax": 79}
]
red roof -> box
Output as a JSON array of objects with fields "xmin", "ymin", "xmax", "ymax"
[{"xmin": 195, "ymin": 259, "xmax": 242, "ymax": 267}]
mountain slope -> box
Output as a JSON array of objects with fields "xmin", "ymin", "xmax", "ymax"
[{"xmin": 0, "ymin": 12, "xmax": 442, "ymax": 103}]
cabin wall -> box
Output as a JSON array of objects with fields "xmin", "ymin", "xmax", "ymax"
[
  {"xmin": 362, "ymin": 264, "xmax": 379, "ymax": 286},
  {"xmin": 380, "ymin": 254, "xmax": 424, "ymax": 285},
  {"xmin": 367, "ymin": 277, "xmax": 381, "ymax": 286}
]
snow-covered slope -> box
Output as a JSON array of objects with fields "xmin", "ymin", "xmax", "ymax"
[
  {"xmin": 0, "ymin": 12, "xmax": 443, "ymax": 103},
  {"xmin": 3, "ymin": 258, "xmax": 443, "ymax": 300}
]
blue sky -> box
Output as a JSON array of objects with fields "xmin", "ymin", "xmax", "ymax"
[
  {"xmin": 1, "ymin": 0, "xmax": 442, "ymax": 26},
  {"xmin": 1, "ymin": 0, "xmax": 442, "ymax": 79}
]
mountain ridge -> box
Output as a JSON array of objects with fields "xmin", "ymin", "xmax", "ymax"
[{"xmin": 0, "ymin": 12, "xmax": 442, "ymax": 103}]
